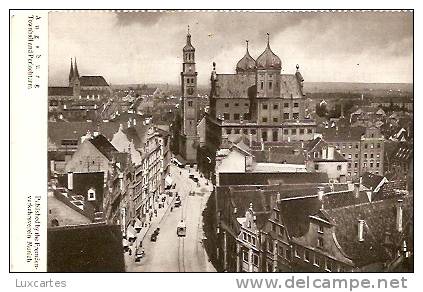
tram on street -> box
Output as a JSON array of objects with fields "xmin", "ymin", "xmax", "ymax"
[{"xmin": 177, "ymin": 220, "xmax": 186, "ymax": 237}]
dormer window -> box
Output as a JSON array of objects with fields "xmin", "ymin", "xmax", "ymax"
[
  {"xmin": 318, "ymin": 225, "xmax": 324, "ymax": 233},
  {"xmin": 247, "ymin": 221, "xmax": 252, "ymax": 228},
  {"xmin": 87, "ymin": 188, "xmax": 96, "ymax": 201}
]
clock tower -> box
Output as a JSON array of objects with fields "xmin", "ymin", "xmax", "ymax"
[{"xmin": 179, "ymin": 26, "xmax": 199, "ymax": 162}]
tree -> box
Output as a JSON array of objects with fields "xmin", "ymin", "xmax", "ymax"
[{"xmin": 316, "ymin": 103, "xmax": 328, "ymax": 117}]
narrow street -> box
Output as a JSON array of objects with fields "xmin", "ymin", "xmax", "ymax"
[{"xmin": 128, "ymin": 164, "xmax": 216, "ymax": 272}]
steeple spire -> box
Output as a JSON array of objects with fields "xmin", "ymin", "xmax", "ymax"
[
  {"xmin": 266, "ymin": 32, "xmax": 270, "ymax": 47},
  {"xmin": 246, "ymin": 40, "xmax": 249, "ymax": 53},
  {"xmin": 69, "ymin": 58, "xmax": 74, "ymax": 83},
  {"xmin": 74, "ymin": 57, "xmax": 80, "ymax": 79}
]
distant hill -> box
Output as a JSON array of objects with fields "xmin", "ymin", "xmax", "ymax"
[
  {"xmin": 303, "ymin": 82, "xmax": 413, "ymax": 94},
  {"xmin": 112, "ymin": 82, "xmax": 413, "ymax": 96}
]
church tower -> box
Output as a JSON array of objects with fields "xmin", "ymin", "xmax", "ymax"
[
  {"xmin": 69, "ymin": 57, "xmax": 80, "ymax": 97},
  {"xmin": 179, "ymin": 26, "xmax": 199, "ymax": 162}
]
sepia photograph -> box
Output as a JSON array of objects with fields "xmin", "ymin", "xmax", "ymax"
[{"xmin": 16, "ymin": 10, "xmax": 414, "ymax": 274}]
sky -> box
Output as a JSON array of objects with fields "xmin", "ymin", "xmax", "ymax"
[{"xmin": 48, "ymin": 11, "xmax": 413, "ymax": 86}]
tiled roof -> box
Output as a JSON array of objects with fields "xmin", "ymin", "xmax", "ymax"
[
  {"xmin": 47, "ymin": 223, "xmax": 125, "ymax": 272},
  {"xmin": 214, "ymin": 74, "xmax": 256, "ymax": 99},
  {"xmin": 391, "ymin": 142, "xmax": 413, "ymax": 161},
  {"xmin": 90, "ymin": 135, "xmax": 118, "ymax": 160},
  {"xmin": 280, "ymin": 74, "xmax": 303, "ymax": 98},
  {"xmin": 325, "ymin": 195, "xmax": 413, "ymax": 268},
  {"xmin": 252, "ymin": 148, "xmax": 306, "ymax": 165},
  {"xmin": 319, "ymin": 126, "xmax": 365, "ymax": 142},
  {"xmin": 79, "ymin": 76, "xmax": 109, "ymax": 87},
  {"xmin": 219, "ymin": 172, "xmax": 329, "ymax": 186},
  {"xmin": 361, "ymin": 172, "xmax": 385, "ymax": 191},
  {"xmin": 48, "ymin": 86, "xmax": 74, "ymax": 96}
]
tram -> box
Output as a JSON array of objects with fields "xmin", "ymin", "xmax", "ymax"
[{"xmin": 177, "ymin": 220, "xmax": 186, "ymax": 237}]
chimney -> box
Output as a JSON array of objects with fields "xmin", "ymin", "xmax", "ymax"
[
  {"xmin": 67, "ymin": 172, "xmax": 73, "ymax": 190},
  {"xmin": 317, "ymin": 187, "xmax": 324, "ymax": 202},
  {"xmin": 276, "ymin": 192, "xmax": 281, "ymax": 202},
  {"xmin": 354, "ymin": 183, "xmax": 360, "ymax": 198},
  {"xmin": 396, "ymin": 199, "xmax": 403, "ymax": 233},
  {"xmin": 327, "ymin": 146, "xmax": 335, "ymax": 160},
  {"xmin": 261, "ymin": 138, "xmax": 264, "ymax": 151},
  {"xmin": 233, "ymin": 207, "xmax": 237, "ymax": 214},
  {"xmin": 93, "ymin": 131, "xmax": 99, "ymax": 137},
  {"xmin": 119, "ymin": 173, "xmax": 124, "ymax": 192},
  {"xmin": 133, "ymin": 119, "xmax": 137, "ymax": 126},
  {"xmin": 249, "ymin": 133, "xmax": 253, "ymax": 148},
  {"xmin": 358, "ymin": 219, "xmax": 365, "ymax": 242}
]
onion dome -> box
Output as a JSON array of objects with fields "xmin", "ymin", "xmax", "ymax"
[
  {"xmin": 256, "ymin": 33, "xmax": 281, "ymax": 70},
  {"xmin": 236, "ymin": 40, "xmax": 256, "ymax": 73},
  {"xmin": 183, "ymin": 25, "xmax": 195, "ymax": 52}
]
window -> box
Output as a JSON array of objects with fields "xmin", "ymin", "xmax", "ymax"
[
  {"xmin": 234, "ymin": 129, "xmax": 240, "ymax": 134},
  {"xmin": 348, "ymin": 162, "xmax": 351, "ymax": 168},
  {"xmin": 273, "ymin": 104, "xmax": 278, "ymax": 110},
  {"xmin": 262, "ymin": 103, "xmax": 268, "ymax": 110},
  {"xmin": 223, "ymin": 113, "xmax": 230, "ymax": 120},
  {"xmin": 364, "ymin": 144, "xmax": 368, "ymax": 149},
  {"xmin": 272, "ymin": 130, "xmax": 278, "ymax": 142},
  {"xmin": 260, "ymin": 81, "xmax": 264, "ymax": 90},
  {"xmin": 283, "ymin": 129, "xmax": 289, "ymax": 135},
  {"xmin": 235, "ymin": 103, "xmax": 239, "ymax": 107},
  {"xmin": 291, "ymin": 129, "xmax": 297, "ymax": 135},
  {"xmin": 87, "ymin": 188, "xmax": 96, "ymax": 201},
  {"xmin": 188, "ymin": 101, "xmax": 193, "ymax": 107},
  {"xmin": 269, "ymin": 81, "xmax": 273, "ymax": 90},
  {"xmin": 243, "ymin": 232, "xmax": 247, "ymax": 240},
  {"xmin": 356, "ymin": 144, "xmax": 359, "ymax": 149},
  {"xmin": 273, "ymin": 117, "xmax": 278, "ymax": 123},
  {"xmin": 243, "ymin": 113, "xmax": 249, "ymax": 120},
  {"xmin": 251, "ymin": 129, "xmax": 257, "ymax": 135},
  {"xmin": 243, "ymin": 129, "xmax": 248, "ymax": 135},
  {"xmin": 318, "ymin": 237, "xmax": 324, "ymax": 248},
  {"xmin": 325, "ymin": 259, "xmax": 332, "ymax": 271},
  {"xmin": 253, "ymin": 254, "xmax": 259, "ymax": 266},
  {"xmin": 304, "ymin": 250, "xmax": 310, "ymax": 262},
  {"xmin": 293, "ymin": 113, "xmax": 299, "ymax": 119},
  {"xmin": 308, "ymin": 129, "xmax": 313, "ymax": 134},
  {"xmin": 272, "ymin": 224, "xmax": 277, "ymax": 232},
  {"xmin": 267, "ymin": 241, "xmax": 273, "ymax": 252},
  {"xmin": 377, "ymin": 143, "xmax": 381, "ymax": 149},
  {"xmin": 294, "ymin": 248, "xmax": 300, "ymax": 258},
  {"xmin": 245, "ymin": 103, "xmax": 249, "ymax": 107},
  {"xmin": 315, "ymin": 164, "xmax": 319, "ymax": 170},
  {"xmin": 243, "ymin": 251, "xmax": 249, "ymax": 262},
  {"xmin": 226, "ymin": 129, "xmax": 232, "ymax": 134},
  {"xmin": 262, "ymin": 131, "xmax": 268, "ymax": 142},
  {"xmin": 370, "ymin": 143, "xmax": 374, "ymax": 149},
  {"xmin": 224, "ymin": 103, "xmax": 229, "ymax": 108},
  {"xmin": 376, "ymin": 162, "xmax": 380, "ymax": 168},
  {"xmin": 284, "ymin": 113, "xmax": 290, "ymax": 120},
  {"xmin": 370, "ymin": 162, "xmax": 373, "ymax": 168},
  {"xmin": 299, "ymin": 129, "xmax": 305, "ymax": 135},
  {"xmin": 318, "ymin": 225, "xmax": 324, "ymax": 233},
  {"xmin": 376, "ymin": 154, "xmax": 380, "ymax": 158},
  {"xmin": 349, "ymin": 144, "xmax": 352, "ymax": 149},
  {"xmin": 364, "ymin": 154, "xmax": 368, "ymax": 159},
  {"xmin": 262, "ymin": 117, "xmax": 268, "ymax": 123},
  {"xmin": 252, "ymin": 237, "xmax": 256, "ymax": 246},
  {"xmin": 294, "ymin": 102, "xmax": 299, "ymax": 108},
  {"xmin": 187, "ymin": 78, "xmax": 190, "ymax": 84},
  {"xmin": 285, "ymin": 249, "xmax": 291, "ymax": 261},
  {"xmin": 314, "ymin": 255, "xmax": 320, "ymax": 267},
  {"xmin": 363, "ymin": 162, "xmax": 367, "ymax": 168},
  {"xmin": 248, "ymin": 234, "xmax": 252, "ymax": 242},
  {"xmin": 355, "ymin": 154, "xmax": 359, "ymax": 158},
  {"xmin": 348, "ymin": 154, "xmax": 352, "ymax": 159},
  {"xmin": 234, "ymin": 113, "xmax": 240, "ymax": 120},
  {"xmin": 370, "ymin": 153, "xmax": 374, "ymax": 158}
]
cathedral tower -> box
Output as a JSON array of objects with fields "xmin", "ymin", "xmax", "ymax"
[{"xmin": 179, "ymin": 26, "xmax": 199, "ymax": 162}]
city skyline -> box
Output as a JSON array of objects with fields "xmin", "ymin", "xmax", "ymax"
[{"xmin": 49, "ymin": 11, "xmax": 413, "ymax": 86}]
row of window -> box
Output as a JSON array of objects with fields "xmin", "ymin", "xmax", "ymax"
[
  {"xmin": 261, "ymin": 112, "xmax": 299, "ymax": 122},
  {"xmin": 343, "ymin": 153, "xmax": 381, "ymax": 160},
  {"xmin": 224, "ymin": 102, "xmax": 249, "ymax": 108},
  {"xmin": 347, "ymin": 161, "xmax": 381, "ymax": 169},
  {"xmin": 337, "ymin": 143, "xmax": 381, "ymax": 149},
  {"xmin": 242, "ymin": 231, "xmax": 257, "ymax": 246},
  {"xmin": 224, "ymin": 128, "xmax": 314, "ymax": 137},
  {"xmin": 242, "ymin": 250, "xmax": 260, "ymax": 267},
  {"xmin": 186, "ymin": 78, "xmax": 195, "ymax": 84},
  {"xmin": 261, "ymin": 102, "xmax": 299, "ymax": 110},
  {"xmin": 294, "ymin": 247, "xmax": 350, "ymax": 272}
]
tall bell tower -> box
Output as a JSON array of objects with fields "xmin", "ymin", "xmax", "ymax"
[{"xmin": 179, "ymin": 26, "xmax": 199, "ymax": 163}]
